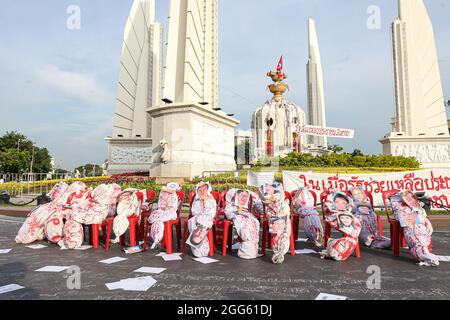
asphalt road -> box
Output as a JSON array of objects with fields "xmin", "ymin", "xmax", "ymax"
[{"xmin": 1, "ymin": 215, "xmax": 450, "ymax": 300}]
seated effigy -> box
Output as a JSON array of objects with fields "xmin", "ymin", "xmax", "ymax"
[
  {"xmin": 224, "ymin": 188, "xmax": 262, "ymax": 260},
  {"xmin": 390, "ymin": 190, "xmax": 439, "ymax": 266},
  {"xmin": 350, "ymin": 186, "xmax": 390, "ymax": 249},
  {"xmin": 321, "ymin": 190, "xmax": 361, "ymax": 261},
  {"xmin": 111, "ymin": 188, "xmax": 145, "ymax": 244},
  {"xmin": 257, "ymin": 182, "xmax": 291, "ymax": 264},
  {"xmin": 292, "ymin": 187, "xmax": 324, "ymax": 247},
  {"xmin": 186, "ymin": 182, "xmax": 217, "ymax": 258},
  {"xmin": 15, "ymin": 181, "xmax": 123, "ymax": 249},
  {"xmin": 147, "ymin": 182, "xmax": 181, "ymax": 249}
]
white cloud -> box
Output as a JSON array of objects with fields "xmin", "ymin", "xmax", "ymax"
[{"xmin": 35, "ymin": 65, "xmax": 114, "ymax": 108}]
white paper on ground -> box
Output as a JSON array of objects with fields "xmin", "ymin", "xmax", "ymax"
[
  {"xmin": 437, "ymin": 256, "xmax": 450, "ymax": 262},
  {"xmin": 134, "ymin": 267, "xmax": 167, "ymax": 274},
  {"xmin": 156, "ymin": 252, "xmax": 181, "ymax": 257},
  {"xmin": 26, "ymin": 244, "xmax": 47, "ymax": 249},
  {"xmin": 193, "ymin": 257, "xmax": 219, "ymax": 264},
  {"xmin": 0, "ymin": 249, "xmax": 12, "ymax": 254},
  {"xmin": 295, "ymin": 238, "xmax": 309, "ymax": 242},
  {"xmin": 75, "ymin": 245, "xmax": 92, "ymax": 250},
  {"xmin": 315, "ymin": 293, "xmax": 347, "ymax": 300},
  {"xmin": 105, "ymin": 276, "xmax": 157, "ymax": 292},
  {"xmin": 35, "ymin": 266, "xmax": 70, "ymax": 272},
  {"xmin": 99, "ymin": 257, "xmax": 128, "ymax": 264},
  {"xmin": 295, "ymin": 249, "xmax": 319, "ymax": 255},
  {"xmin": 0, "ymin": 284, "xmax": 25, "ymax": 295},
  {"xmin": 162, "ymin": 254, "xmax": 183, "ymax": 261}
]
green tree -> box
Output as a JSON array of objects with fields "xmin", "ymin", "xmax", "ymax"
[
  {"xmin": 328, "ymin": 144, "xmax": 344, "ymax": 154},
  {"xmin": 0, "ymin": 131, "xmax": 53, "ymax": 174},
  {"xmin": 75, "ymin": 163, "xmax": 102, "ymax": 177},
  {"xmin": 351, "ymin": 149, "xmax": 364, "ymax": 157}
]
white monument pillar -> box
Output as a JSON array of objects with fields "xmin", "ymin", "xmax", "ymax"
[
  {"xmin": 380, "ymin": 0, "xmax": 450, "ymax": 168},
  {"xmin": 306, "ymin": 19, "xmax": 328, "ymax": 150},
  {"xmin": 106, "ymin": 0, "xmax": 162, "ymax": 174},
  {"xmin": 148, "ymin": 0, "xmax": 239, "ymax": 179}
]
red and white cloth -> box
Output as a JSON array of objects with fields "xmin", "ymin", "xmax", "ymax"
[
  {"xmin": 148, "ymin": 185, "xmax": 180, "ymax": 247},
  {"xmin": 350, "ymin": 186, "xmax": 390, "ymax": 249},
  {"xmin": 15, "ymin": 182, "xmax": 87, "ymax": 244},
  {"xmin": 187, "ymin": 182, "xmax": 217, "ymax": 257},
  {"xmin": 292, "ymin": 187, "xmax": 324, "ymax": 247},
  {"xmin": 390, "ymin": 191, "xmax": 439, "ymax": 266},
  {"xmin": 259, "ymin": 182, "xmax": 291, "ymax": 264},
  {"xmin": 224, "ymin": 189, "xmax": 261, "ymax": 259},
  {"xmin": 321, "ymin": 190, "xmax": 361, "ymax": 261},
  {"xmin": 111, "ymin": 188, "xmax": 144, "ymax": 243}
]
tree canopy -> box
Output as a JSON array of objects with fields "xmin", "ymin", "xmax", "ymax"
[{"xmin": 0, "ymin": 131, "xmax": 52, "ymax": 174}]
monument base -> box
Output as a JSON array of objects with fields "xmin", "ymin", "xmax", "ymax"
[
  {"xmin": 147, "ymin": 103, "xmax": 240, "ymax": 179},
  {"xmin": 105, "ymin": 138, "xmax": 153, "ymax": 175},
  {"xmin": 380, "ymin": 134, "xmax": 450, "ymax": 169}
]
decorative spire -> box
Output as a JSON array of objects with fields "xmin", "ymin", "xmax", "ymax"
[{"xmin": 267, "ymin": 56, "xmax": 289, "ymax": 102}]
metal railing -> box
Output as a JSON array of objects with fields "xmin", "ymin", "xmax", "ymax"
[{"xmin": 0, "ymin": 173, "xmax": 75, "ymax": 198}]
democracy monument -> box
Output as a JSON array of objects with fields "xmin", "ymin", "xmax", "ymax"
[
  {"xmin": 105, "ymin": 0, "xmax": 450, "ymax": 178},
  {"xmin": 380, "ymin": 0, "xmax": 450, "ymax": 168}
]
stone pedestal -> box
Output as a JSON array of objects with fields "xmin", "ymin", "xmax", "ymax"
[
  {"xmin": 380, "ymin": 134, "xmax": 450, "ymax": 169},
  {"xmin": 105, "ymin": 138, "xmax": 153, "ymax": 174},
  {"xmin": 147, "ymin": 103, "xmax": 240, "ymax": 179}
]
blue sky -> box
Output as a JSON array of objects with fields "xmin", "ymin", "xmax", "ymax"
[{"xmin": 0, "ymin": 0, "xmax": 449, "ymax": 171}]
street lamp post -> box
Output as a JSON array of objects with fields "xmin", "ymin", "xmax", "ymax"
[{"xmin": 29, "ymin": 142, "xmax": 35, "ymax": 175}]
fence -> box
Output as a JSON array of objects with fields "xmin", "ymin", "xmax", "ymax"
[{"xmin": 0, "ymin": 173, "xmax": 75, "ymax": 198}]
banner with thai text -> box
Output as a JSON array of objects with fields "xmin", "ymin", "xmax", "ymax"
[
  {"xmin": 282, "ymin": 169, "xmax": 450, "ymax": 209},
  {"xmin": 297, "ymin": 125, "xmax": 354, "ymax": 139}
]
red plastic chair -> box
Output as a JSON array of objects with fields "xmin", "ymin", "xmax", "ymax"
[
  {"xmin": 139, "ymin": 190, "xmax": 158, "ymax": 239},
  {"xmin": 320, "ymin": 191, "xmax": 361, "ymax": 258},
  {"xmin": 290, "ymin": 189, "xmax": 317, "ymax": 241},
  {"xmin": 143, "ymin": 191, "xmax": 185, "ymax": 254},
  {"xmin": 214, "ymin": 190, "xmax": 228, "ymax": 246},
  {"xmin": 381, "ymin": 190, "xmax": 434, "ymax": 257},
  {"xmin": 260, "ymin": 191, "xmax": 296, "ymax": 256},
  {"xmin": 221, "ymin": 191, "xmax": 254, "ymax": 256},
  {"xmin": 181, "ymin": 191, "xmax": 219, "ymax": 257},
  {"xmin": 85, "ymin": 191, "xmax": 144, "ymax": 251}
]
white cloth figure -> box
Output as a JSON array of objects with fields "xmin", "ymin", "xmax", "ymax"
[
  {"xmin": 187, "ymin": 182, "xmax": 217, "ymax": 257},
  {"xmin": 321, "ymin": 190, "xmax": 361, "ymax": 261},
  {"xmin": 391, "ymin": 191, "xmax": 439, "ymax": 266},
  {"xmin": 15, "ymin": 182, "xmax": 87, "ymax": 244},
  {"xmin": 224, "ymin": 189, "xmax": 261, "ymax": 259},
  {"xmin": 148, "ymin": 183, "xmax": 181, "ymax": 249},
  {"xmin": 350, "ymin": 186, "xmax": 390, "ymax": 249},
  {"xmin": 292, "ymin": 187, "xmax": 324, "ymax": 247},
  {"xmin": 111, "ymin": 188, "xmax": 144, "ymax": 244},
  {"xmin": 258, "ymin": 182, "xmax": 291, "ymax": 264}
]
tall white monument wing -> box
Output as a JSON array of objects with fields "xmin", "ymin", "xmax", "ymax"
[
  {"xmin": 307, "ymin": 18, "xmax": 328, "ymax": 148},
  {"xmin": 163, "ymin": 0, "xmax": 219, "ymax": 109},
  {"xmin": 392, "ymin": 0, "xmax": 448, "ymax": 136},
  {"xmin": 112, "ymin": 0, "xmax": 162, "ymax": 139}
]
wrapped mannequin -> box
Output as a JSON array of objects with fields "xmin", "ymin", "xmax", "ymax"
[
  {"xmin": 224, "ymin": 188, "xmax": 261, "ymax": 259},
  {"xmin": 258, "ymin": 182, "xmax": 291, "ymax": 264},
  {"xmin": 187, "ymin": 182, "xmax": 217, "ymax": 257},
  {"xmin": 292, "ymin": 187, "xmax": 324, "ymax": 247},
  {"xmin": 321, "ymin": 190, "xmax": 361, "ymax": 261},
  {"xmin": 148, "ymin": 182, "xmax": 181, "ymax": 249},
  {"xmin": 350, "ymin": 186, "xmax": 390, "ymax": 249},
  {"xmin": 111, "ymin": 187, "xmax": 144, "ymax": 244},
  {"xmin": 15, "ymin": 182, "xmax": 86, "ymax": 244},
  {"xmin": 391, "ymin": 190, "xmax": 439, "ymax": 266}
]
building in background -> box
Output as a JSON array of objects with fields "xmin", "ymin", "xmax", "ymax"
[
  {"xmin": 380, "ymin": 0, "xmax": 450, "ymax": 168},
  {"xmin": 106, "ymin": 0, "xmax": 162, "ymax": 174},
  {"xmin": 306, "ymin": 18, "xmax": 328, "ymax": 152}
]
